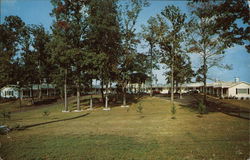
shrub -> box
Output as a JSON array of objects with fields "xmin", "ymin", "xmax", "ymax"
[
  {"xmin": 42, "ymin": 110, "xmax": 50, "ymax": 117},
  {"xmin": 0, "ymin": 126, "xmax": 10, "ymax": 135},
  {"xmin": 198, "ymin": 102, "xmax": 206, "ymax": 114},
  {"xmin": 1, "ymin": 110, "xmax": 11, "ymax": 121},
  {"xmin": 136, "ymin": 103, "xmax": 143, "ymax": 113},
  {"xmin": 171, "ymin": 104, "xmax": 176, "ymax": 119}
]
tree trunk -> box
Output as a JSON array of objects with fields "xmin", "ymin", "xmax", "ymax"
[
  {"xmin": 89, "ymin": 79, "xmax": 93, "ymax": 110},
  {"xmin": 90, "ymin": 94, "xmax": 93, "ymax": 109},
  {"xmin": 138, "ymin": 83, "xmax": 141, "ymax": 97},
  {"xmin": 101, "ymin": 79, "xmax": 105, "ymax": 106},
  {"xmin": 64, "ymin": 69, "xmax": 68, "ymax": 111},
  {"xmin": 203, "ymin": 57, "xmax": 207, "ymax": 107},
  {"xmin": 150, "ymin": 43, "xmax": 153, "ymax": 97},
  {"xmin": 105, "ymin": 83, "xmax": 108, "ymax": 109},
  {"xmin": 123, "ymin": 84, "xmax": 127, "ymax": 106},
  {"xmin": 76, "ymin": 82, "xmax": 80, "ymax": 111},
  {"xmin": 179, "ymin": 84, "xmax": 182, "ymax": 99},
  {"xmin": 19, "ymin": 87, "xmax": 22, "ymax": 110},
  {"xmin": 54, "ymin": 88, "xmax": 56, "ymax": 97},
  {"xmin": 170, "ymin": 58, "xmax": 174, "ymax": 103},
  {"xmin": 31, "ymin": 85, "xmax": 34, "ymax": 105},
  {"xmin": 47, "ymin": 83, "xmax": 49, "ymax": 97},
  {"xmin": 175, "ymin": 81, "xmax": 178, "ymax": 94},
  {"xmin": 38, "ymin": 82, "xmax": 42, "ymax": 100}
]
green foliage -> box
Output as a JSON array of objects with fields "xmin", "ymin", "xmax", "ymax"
[
  {"xmin": 171, "ymin": 103, "xmax": 176, "ymax": 119},
  {"xmin": 198, "ymin": 102, "xmax": 207, "ymax": 114},
  {"xmin": 42, "ymin": 110, "xmax": 50, "ymax": 117},
  {"xmin": 136, "ymin": 103, "xmax": 143, "ymax": 113},
  {"xmin": 0, "ymin": 16, "xmax": 26, "ymax": 88},
  {"xmin": 150, "ymin": 5, "xmax": 187, "ymax": 102},
  {"xmin": 117, "ymin": 0, "xmax": 148, "ymax": 105},
  {"xmin": 12, "ymin": 123, "xmax": 21, "ymax": 129},
  {"xmin": 187, "ymin": 1, "xmax": 234, "ymax": 104},
  {"xmin": 165, "ymin": 54, "xmax": 194, "ymax": 85},
  {"xmin": 190, "ymin": 0, "xmax": 249, "ymax": 53},
  {"xmin": 1, "ymin": 110, "xmax": 11, "ymax": 121}
]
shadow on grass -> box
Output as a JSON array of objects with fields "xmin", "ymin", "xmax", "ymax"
[
  {"xmin": 158, "ymin": 94, "xmax": 250, "ymax": 120},
  {"xmin": 189, "ymin": 94, "xmax": 250, "ymax": 120},
  {"xmin": 12, "ymin": 113, "xmax": 90, "ymax": 131}
]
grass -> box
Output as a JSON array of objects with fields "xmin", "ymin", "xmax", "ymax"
[{"xmin": 0, "ymin": 95, "xmax": 249, "ymax": 160}]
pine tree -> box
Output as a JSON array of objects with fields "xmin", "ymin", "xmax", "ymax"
[
  {"xmin": 141, "ymin": 17, "xmax": 159, "ymax": 96},
  {"xmin": 187, "ymin": 1, "xmax": 233, "ymax": 107},
  {"xmin": 154, "ymin": 5, "xmax": 187, "ymax": 103},
  {"xmin": 87, "ymin": 0, "xmax": 121, "ymax": 110},
  {"xmin": 118, "ymin": 0, "xmax": 148, "ymax": 107},
  {"xmin": 0, "ymin": 16, "xmax": 26, "ymax": 88}
]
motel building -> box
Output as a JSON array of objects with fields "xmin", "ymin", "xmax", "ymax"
[
  {"xmin": 1, "ymin": 78, "xmax": 249, "ymax": 100},
  {"xmin": 148, "ymin": 78, "xmax": 250, "ymax": 100},
  {"xmin": 203, "ymin": 79, "xmax": 250, "ymax": 99},
  {"xmin": 0, "ymin": 84, "xmax": 56, "ymax": 99}
]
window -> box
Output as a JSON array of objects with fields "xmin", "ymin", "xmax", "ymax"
[
  {"xmin": 5, "ymin": 91, "xmax": 13, "ymax": 96},
  {"xmin": 236, "ymin": 89, "xmax": 248, "ymax": 94}
]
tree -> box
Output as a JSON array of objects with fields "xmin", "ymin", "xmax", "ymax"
[
  {"xmin": 49, "ymin": 0, "xmax": 91, "ymax": 111},
  {"xmin": 60, "ymin": 0, "xmax": 89, "ymax": 111},
  {"xmin": 118, "ymin": 0, "xmax": 148, "ymax": 107},
  {"xmin": 19, "ymin": 25, "xmax": 39, "ymax": 103},
  {"xmin": 0, "ymin": 16, "xmax": 25, "ymax": 88},
  {"xmin": 154, "ymin": 5, "xmax": 187, "ymax": 103},
  {"xmin": 165, "ymin": 54, "xmax": 194, "ymax": 99},
  {"xmin": 30, "ymin": 25, "xmax": 51, "ymax": 99},
  {"xmin": 87, "ymin": 0, "xmax": 121, "ymax": 110},
  {"xmin": 141, "ymin": 17, "xmax": 160, "ymax": 97},
  {"xmin": 187, "ymin": 1, "xmax": 232, "ymax": 107},
  {"xmin": 192, "ymin": 0, "xmax": 250, "ymax": 53},
  {"xmin": 47, "ymin": 33, "xmax": 71, "ymax": 111}
]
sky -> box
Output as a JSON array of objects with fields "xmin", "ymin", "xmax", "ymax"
[{"xmin": 1, "ymin": 0, "xmax": 250, "ymax": 84}]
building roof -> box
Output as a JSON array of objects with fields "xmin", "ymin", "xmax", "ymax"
[
  {"xmin": 0, "ymin": 83, "xmax": 55, "ymax": 91},
  {"xmin": 149, "ymin": 81, "xmax": 250, "ymax": 89},
  {"xmin": 209, "ymin": 81, "xmax": 250, "ymax": 88}
]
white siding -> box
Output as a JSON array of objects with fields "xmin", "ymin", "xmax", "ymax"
[
  {"xmin": 228, "ymin": 83, "xmax": 250, "ymax": 98},
  {"xmin": 161, "ymin": 88, "xmax": 169, "ymax": 94},
  {"xmin": 0, "ymin": 87, "xmax": 19, "ymax": 98}
]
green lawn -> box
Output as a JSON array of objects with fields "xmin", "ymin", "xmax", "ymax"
[{"xmin": 0, "ymin": 95, "xmax": 249, "ymax": 160}]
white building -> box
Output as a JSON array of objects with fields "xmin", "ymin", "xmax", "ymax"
[
  {"xmin": 205, "ymin": 81, "xmax": 250, "ymax": 99},
  {"xmin": 148, "ymin": 78, "xmax": 250, "ymax": 99},
  {"xmin": 0, "ymin": 85, "xmax": 19, "ymax": 98},
  {"xmin": 0, "ymin": 84, "xmax": 56, "ymax": 99}
]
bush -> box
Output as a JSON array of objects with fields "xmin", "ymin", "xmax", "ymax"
[
  {"xmin": 42, "ymin": 110, "xmax": 50, "ymax": 117},
  {"xmin": 0, "ymin": 126, "xmax": 10, "ymax": 135},
  {"xmin": 136, "ymin": 103, "xmax": 143, "ymax": 113},
  {"xmin": 1, "ymin": 110, "xmax": 11, "ymax": 120},
  {"xmin": 198, "ymin": 102, "xmax": 206, "ymax": 114},
  {"xmin": 171, "ymin": 104, "xmax": 176, "ymax": 119}
]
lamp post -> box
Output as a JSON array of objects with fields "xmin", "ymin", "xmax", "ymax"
[{"xmin": 17, "ymin": 81, "xmax": 21, "ymax": 110}]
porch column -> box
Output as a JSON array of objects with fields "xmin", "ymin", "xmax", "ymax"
[
  {"xmin": 221, "ymin": 88, "xmax": 224, "ymax": 99},
  {"xmin": 21, "ymin": 90, "xmax": 23, "ymax": 100}
]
